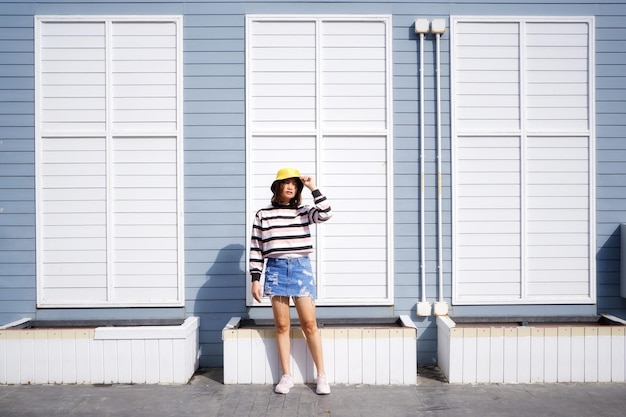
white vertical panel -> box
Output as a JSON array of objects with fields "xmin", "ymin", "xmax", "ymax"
[
  {"xmin": 461, "ymin": 328, "xmax": 477, "ymax": 383},
  {"xmin": 19, "ymin": 331, "xmax": 35, "ymax": 384},
  {"xmin": 222, "ymin": 329, "xmax": 237, "ymax": 384},
  {"xmin": 158, "ymin": 339, "xmax": 174, "ymax": 384},
  {"xmin": 0, "ymin": 332, "xmax": 6, "ymax": 383},
  {"xmin": 544, "ymin": 328, "xmax": 558, "ymax": 383},
  {"xmin": 361, "ymin": 329, "xmax": 376, "ymax": 384},
  {"xmin": 89, "ymin": 338, "xmax": 105, "ymax": 384},
  {"xmin": 250, "ymin": 331, "xmax": 268, "ymax": 384},
  {"xmin": 116, "ymin": 339, "xmax": 132, "ymax": 384},
  {"xmin": 557, "ymin": 327, "xmax": 572, "ymax": 382},
  {"xmin": 61, "ymin": 330, "xmax": 77, "ymax": 383},
  {"xmin": 48, "ymin": 330, "xmax": 63, "ymax": 384},
  {"xmin": 447, "ymin": 328, "xmax": 464, "ymax": 383},
  {"xmin": 598, "ymin": 327, "xmax": 612, "ymax": 382},
  {"xmin": 144, "ymin": 339, "xmax": 160, "ymax": 384},
  {"xmin": 172, "ymin": 339, "xmax": 187, "ymax": 384},
  {"xmin": 4, "ymin": 333, "xmax": 21, "ymax": 384},
  {"xmin": 488, "ymin": 328, "xmax": 504, "ymax": 383},
  {"xmin": 348, "ymin": 329, "xmax": 363, "ymax": 384},
  {"xmin": 584, "ymin": 327, "xmax": 598, "ymax": 382},
  {"xmin": 236, "ymin": 329, "xmax": 252, "ymax": 384},
  {"xmin": 375, "ymin": 329, "xmax": 390, "ymax": 384},
  {"xmin": 389, "ymin": 329, "xmax": 404, "ymax": 384},
  {"xmin": 475, "ymin": 328, "xmax": 490, "ymax": 383},
  {"xmin": 530, "ymin": 328, "xmax": 545, "ymax": 383},
  {"xmin": 320, "ymin": 329, "xmax": 335, "ymax": 383},
  {"xmin": 403, "ymin": 329, "xmax": 417, "ymax": 384},
  {"xmin": 33, "ymin": 331, "xmax": 49, "ymax": 384},
  {"xmin": 333, "ymin": 329, "xmax": 349, "ymax": 383},
  {"xmin": 103, "ymin": 340, "xmax": 118, "ymax": 383},
  {"xmin": 503, "ymin": 328, "xmax": 518, "ymax": 383},
  {"xmin": 131, "ymin": 339, "xmax": 146, "ymax": 383},
  {"xmin": 570, "ymin": 327, "xmax": 585, "ymax": 382},
  {"xmin": 75, "ymin": 330, "xmax": 91, "ymax": 384},
  {"xmin": 516, "ymin": 327, "xmax": 531, "ymax": 383},
  {"xmin": 610, "ymin": 328, "xmax": 625, "ymax": 382}
]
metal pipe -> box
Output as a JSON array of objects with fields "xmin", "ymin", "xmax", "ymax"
[
  {"xmin": 436, "ymin": 30, "xmax": 443, "ymax": 304},
  {"xmin": 431, "ymin": 19, "xmax": 448, "ymax": 315}
]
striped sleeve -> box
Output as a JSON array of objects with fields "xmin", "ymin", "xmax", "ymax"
[
  {"xmin": 307, "ymin": 189, "xmax": 332, "ymax": 224},
  {"xmin": 249, "ymin": 210, "xmax": 264, "ymax": 281}
]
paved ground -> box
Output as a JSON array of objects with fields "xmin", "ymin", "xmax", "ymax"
[{"xmin": 1, "ymin": 367, "xmax": 626, "ymax": 417}]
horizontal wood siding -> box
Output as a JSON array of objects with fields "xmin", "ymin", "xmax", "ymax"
[
  {"xmin": 0, "ymin": 3, "xmax": 37, "ymax": 325},
  {"xmin": 595, "ymin": 2, "xmax": 626, "ymax": 318},
  {"xmin": 0, "ymin": 1, "xmax": 625, "ymax": 372},
  {"xmin": 183, "ymin": 6, "xmax": 247, "ymax": 368}
]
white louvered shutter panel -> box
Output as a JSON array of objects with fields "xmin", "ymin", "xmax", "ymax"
[
  {"xmin": 321, "ymin": 21, "xmax": 387, "ymax": 132},
  {"xmin": 36, "ymin": 17, "xmax": 183, "ymax": 306},
  {"xmin": 249, "ymin": 20, "xmax": 317, "ymax": 132},
  {"xmin": 452, "ymin": 18, "xmax": 594, "ymax": 304},
  {"xmin": 39, "ymin": 22, "xmax": 107, "ymax": 132},
  {"xmin": 247, "ymin": 17, "xmax": 393, "ymax": 305},
  {"xmin": 454, "ymin": 22, "xmax": 520, "ymax": 132},
  {"xmin": 111, "ymin": 22, "xmax": 178, "ymax": 132}
]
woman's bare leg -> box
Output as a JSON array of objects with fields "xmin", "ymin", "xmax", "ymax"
[
  {"xmin": 294, "ymin": 296, "xmax": 326, "ymax": 376},
  {"xmin": 272, "ymin": 296, "xmax": 292, "ymax": 375}
]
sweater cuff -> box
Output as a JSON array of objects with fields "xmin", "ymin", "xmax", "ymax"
[{"xmin": 251, "ymin": 273, "xmax": 261, "ymax": 282}]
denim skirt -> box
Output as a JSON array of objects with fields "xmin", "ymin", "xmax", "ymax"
[{"xmin": 264, "ymin": 256, "xmax": 316, "ymax": 299}]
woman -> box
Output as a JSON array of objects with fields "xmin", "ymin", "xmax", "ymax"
[{"xmin": 249, "ymin": 167, "xmax": 332, "ymax": 395}]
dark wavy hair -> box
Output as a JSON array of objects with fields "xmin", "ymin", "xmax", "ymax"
[{"xmin": 271, "ymin": 178, "xmax": 303, "ymax": 208}]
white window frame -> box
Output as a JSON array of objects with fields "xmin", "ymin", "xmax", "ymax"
[
  {"xmin": 450, "ymin": 16, "xmax": 596, "ymax": 305},
  {"xmin": 34, "ymin": 15, "xmax": 185, "ymax": 307},
  {"xmin": 245, "ymin": 15, "xmax": 394, "ymax": 306}
]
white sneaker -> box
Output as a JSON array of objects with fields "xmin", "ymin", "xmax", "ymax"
[
  {"xmin": 275, "ymin": 374, "xmax": 294, "ymax": 394},
  {"xmin": 315, "ymin": 374, "xmax": 330, "ymax": 395}
]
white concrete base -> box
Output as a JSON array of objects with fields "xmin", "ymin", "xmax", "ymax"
[
  {"xmin": 0, "ymin": 317, "xmax": 199, "ymax": 385},
  {"xmin": 223, "ymin": 316, "xmax": 417, "ymax": 385},
  {"xmin": 437, "ymin": 315, "xmax": 626, "ymax": 383}
]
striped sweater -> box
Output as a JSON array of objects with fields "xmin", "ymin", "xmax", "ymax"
[{"xmin": 249, "ymin": 189, "xmax": 332, "ymax": 281}]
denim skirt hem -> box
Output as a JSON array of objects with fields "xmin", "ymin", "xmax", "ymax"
[{"xmin": 264, "ymin": 256, "xmax": 316, "ymax": 298}]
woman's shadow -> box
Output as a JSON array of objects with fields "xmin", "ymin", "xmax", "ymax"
[{"xmin": 198, "ymin": 243, "xmax": 247, "ymax": 383}]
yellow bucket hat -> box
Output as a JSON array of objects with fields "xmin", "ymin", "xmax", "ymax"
[{"xmin": 271, "ymin": 167, "xmax": 303, "ymax": 192}]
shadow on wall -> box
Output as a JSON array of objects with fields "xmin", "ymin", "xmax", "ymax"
[
  {"xmin": 195, "ymin": 243, "xmax": 247, "ymax": 367},
  {"xmin": 596, "ymin": 224, "xmax": 626, "ymax": 314}
]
